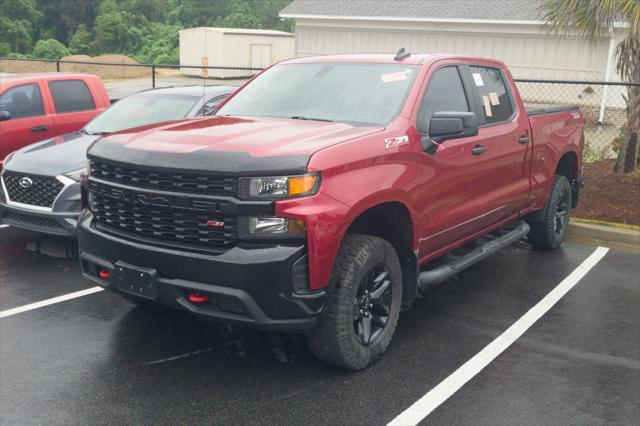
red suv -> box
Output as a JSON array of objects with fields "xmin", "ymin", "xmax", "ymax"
[{"xmin": 0, "ymin": 73, "xmax": 110, "ymax": 168}]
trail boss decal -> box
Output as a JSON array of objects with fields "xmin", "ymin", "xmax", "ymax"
[{"xmin": 385, "ymin": 135, "xmax": 409, "ymax": 149}]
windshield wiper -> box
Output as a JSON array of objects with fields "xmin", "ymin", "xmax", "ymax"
[{"xmin": 290, "ymin": 116, "xmax": 334, "ymax": 123}]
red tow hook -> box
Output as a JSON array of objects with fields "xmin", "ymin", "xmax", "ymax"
[
  {"xmin": 98, "ymin": 270, "xmax": 111, "ymax": 279},
  {"xmin": 188, "ymin": 292, "xmax": 209, "ymax": 303}
]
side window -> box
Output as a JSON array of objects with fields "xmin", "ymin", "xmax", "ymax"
[
  {"xmin": 0, "ymin": 83, "xmax": 45, "ymax": 119},
  {"xmin": 202, "ymin": 95, "xmax": 228, "ymax": 116},
  {"xmin": 468, "ymin": 66, "xmax": 514, "ymax": 124},
  {"xmin": 48, "ymin": 80, "xmax": 96, "ymax": 113},
  {"xmin": 420, "ymin": 66, "xmax": 469, "ymax": 125}
]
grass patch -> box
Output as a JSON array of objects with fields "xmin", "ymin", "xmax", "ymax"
[{"xmin": 572, "ymin": 217, "xmax": 640, "ymax": 232}]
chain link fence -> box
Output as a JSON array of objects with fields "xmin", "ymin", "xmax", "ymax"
[
  {"xmin": 1, "ymin": 57, "xmax": 638, "ymax": 165},
  {"xmin": 515, "ymin": 79, "xmax": 638, "ymax": 163},
  {"xmin": 0, "ymin": 57, "xmax": 261, "ymax": 100}
]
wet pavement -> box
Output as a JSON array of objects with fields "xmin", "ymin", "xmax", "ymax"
[{"xmin": 0, "ymin": 227, "xmax": 638, "ymax": 425}]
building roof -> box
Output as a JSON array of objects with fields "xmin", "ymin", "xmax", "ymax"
[
  {"xmin": 179, "ymin": 27, "xmax": 294, "ymax": 37},
  {"xmin": 280, "ymin": 0, "xmax": 546, "ymax": 23}
]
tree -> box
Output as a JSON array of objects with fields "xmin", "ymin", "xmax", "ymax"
[
  {"xmin": 32, "ymin": 38, "xmax": 69, "ymax": 59},
  {"xmin": 36, "ymin": 0, "xmax": 101, "ymax": 46},
  {"xmin": 69, "ymin": 24, "xmax": 92, "ymax": 54},
  {"xmin": 0, "ymin": 0, "xmax": 42, "ymax": 53},
  {"xmin": 542, "ymin": 0, "xmax": 640, "ymax": 174}
]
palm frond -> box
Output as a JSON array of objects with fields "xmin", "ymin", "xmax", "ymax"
[{"xmin": 541, "ymin": 0, "xmax": 640, "ymax": 42}]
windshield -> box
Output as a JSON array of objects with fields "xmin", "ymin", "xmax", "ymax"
[
  {"xmin": 84, "ymin": 93, "xmax": 201, "ymax": 134},
  {"xmin": 217, "ymin": 63, "xmax": 419, "ymax": 126}
]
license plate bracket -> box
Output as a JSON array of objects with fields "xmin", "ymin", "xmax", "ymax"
[{"xmin": 114, "ymin": 261, "xmax": 159, "ymax": 300}]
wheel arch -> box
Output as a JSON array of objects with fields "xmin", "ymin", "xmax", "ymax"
[
  {"xmin": 555, "ymin": 151, "xmax": 580, "ymax": 208},
  {"xmin": 343, "ymin": 200, "xmax": 418, "ymax": 308}
]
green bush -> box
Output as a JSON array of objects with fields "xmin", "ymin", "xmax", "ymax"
[{"xmin": 32, "ymin": 39, "xmax": 69, "ymax": 60}]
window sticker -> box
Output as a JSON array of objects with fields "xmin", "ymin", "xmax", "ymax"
[
  {"xmin": 472, "ymin": 73, "xmax": 484, "ymax": 86},
  {"xmin": 489, "ymin": 92, "xmax": 500, "ymax": 106},
  {"xmin": 482, "ymin": 95, "xmax": 493, "ymax": 117},
  {"xmin": 381, "ymin": 72, "xmax": 408, "ymax": 83}
]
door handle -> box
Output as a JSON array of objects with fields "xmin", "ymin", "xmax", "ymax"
[
  {"xmin": 31, "ymin": 125, "xmax": 49, "ymax": 132},
  {"xmin": 471, "ymin": 145, "xmax": 487, "ymax": 156},
  {"xmin": 518, "ymin": 135, "xmax": 530, "ymax": 144}
]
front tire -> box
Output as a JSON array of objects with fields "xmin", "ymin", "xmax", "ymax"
[
  {"xmin": 308, "ymin": 234, "xmax": 402, "ymax": 370},
  {"xmin": 527, "ymin": 175, "xmax": 572, "ymax": 250}
]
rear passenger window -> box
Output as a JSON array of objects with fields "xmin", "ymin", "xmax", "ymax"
[
  {"xmin": 48, "ymin": 80, "xmax": 96, "ymax": 113},
  {"xmin": 420, "ymin": 66, "xmax": 469, "ymax": 124},
  {"xmin": 469, "ymin": 66, "xmax": 514, "ymax": 124},
  {"xmin": 0, "ymin": 83, "xmax": 45, "ymax": 119}
]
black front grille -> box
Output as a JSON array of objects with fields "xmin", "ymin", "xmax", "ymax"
[
  {"xmin": 2, "ymin": 172, "xmax": 64, "ymax": 207},
  {"xmin": 90, "ymin": 160, "xmax": 236, "ymax": 197},
  {"xmin": 3, "ymin": 211, "xmax": 64, "ymax": 231},
  {"xmin": 90, "ymin": 184, "xmax": 236, "ymax": 250}
]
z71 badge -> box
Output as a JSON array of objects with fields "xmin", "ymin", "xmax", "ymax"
[{"xmin": 384, "ymin": 135, "xmax": 409, "ymax": 149}]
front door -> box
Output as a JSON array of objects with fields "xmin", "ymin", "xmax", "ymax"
[
  {"xmin": 0, "ymin": 82, "xmax": 54, "ymax": 163},
  {"xmin": 413, "ymin": 63, "xmax": 530, "ymax": 260}
]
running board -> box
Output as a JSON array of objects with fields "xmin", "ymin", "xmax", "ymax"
[{"xmin": 418, "ymin": 221, "xmax": 530, "ymax": 291}]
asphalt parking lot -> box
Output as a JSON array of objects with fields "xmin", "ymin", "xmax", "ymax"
[{"xmin": 1, "ymin": 226, "xmax": 638, "ymax": 425}]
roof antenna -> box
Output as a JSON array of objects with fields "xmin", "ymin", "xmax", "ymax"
[
  {"xmin": 394, "ymin": 47, "xmax": 411, "ymax": 61},
  {"xmin": 202, "ymin": 29, "xmax": 206, "ymax": 118}
]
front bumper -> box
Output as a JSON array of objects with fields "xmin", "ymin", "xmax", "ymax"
[
  {"xmin": 0, "ymin": 201, "xmax": 79, "ymax": 237},
  {"xmin": 77, "ymin": 210, "xmax": 325, "ymax": 331}
]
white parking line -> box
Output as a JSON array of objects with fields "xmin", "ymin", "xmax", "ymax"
[
  {"xmin": 0, "ymin": 287, "xmax": 104, "ymax": 319},
  {"xmin": 0, "ymin": 224, "xmax": 9, "ymax": 229},
  {"xmin": 387, "ymin": 246, "xmax": 609, "ymax": 426}
]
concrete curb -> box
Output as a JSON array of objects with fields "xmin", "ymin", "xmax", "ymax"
[{"xmin": 567, "ymin": 221, "xmax": 640, "ymax": 246}]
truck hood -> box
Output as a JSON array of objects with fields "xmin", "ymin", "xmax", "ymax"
[
  {"xmin": 88, "ymin": 116, "xmax": 382, "ymax": 174},
  {"xmin": 4, "ymin": 131, "xmax": 98, "ymax": 177}
]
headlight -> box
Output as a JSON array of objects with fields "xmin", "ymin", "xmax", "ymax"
[
  {"xmin": 243, "ymin": 217, "xmax": 306, "ymax": 237},
  {"xmin": 239, "ymin": 174, "xmax": 319, "ymax": 200},
  {"xmin": 64, "ymin": 167, "xmax": 88, "ymax": 182}
]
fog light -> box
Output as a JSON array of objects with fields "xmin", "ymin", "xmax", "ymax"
[{"xmin": 248, "ymin": 217, "xmax": 305, "ymax": 236}]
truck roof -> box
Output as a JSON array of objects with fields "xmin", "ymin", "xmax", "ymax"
[
  {"xmin": 0, "ymin": 72, "xmax": 100, "ymax": 85},
  {"xmin": 282, "ymin": 53, "xmax": 505, "ymax": 67}
]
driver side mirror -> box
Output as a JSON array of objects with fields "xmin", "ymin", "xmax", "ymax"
[
  {"xmin": 417, "ymin": 111, "xmax": 478, "ymax": 153},
  {"xmin": 0, "ymin": 111, "xmax": 10, "ymax": 121}
]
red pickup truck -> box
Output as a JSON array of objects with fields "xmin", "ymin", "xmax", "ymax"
[
  {"xmin": 0, "ymin": 73, "xmax": 110, "ymax": 167},
  {"xmin": 78, "ymin": 53, "xmax": 584, "ymax": 370}
]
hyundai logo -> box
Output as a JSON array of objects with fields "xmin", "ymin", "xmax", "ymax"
[{"xmin": 18, "ymin": 177, "xmax": 33, "ymax": 189}]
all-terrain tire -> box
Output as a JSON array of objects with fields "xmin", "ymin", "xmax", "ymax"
[
  {"xmin": 528, "ymin": 175, "xmax": 572, "ymax": 250},
  {"xmin": 308, "ymin": 234, "xmax": 402, "ymax": 370}
]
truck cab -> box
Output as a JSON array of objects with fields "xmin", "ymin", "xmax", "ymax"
[{"xmin": 0, "ymin": 73, "xmax": 111, "ymax": 168}]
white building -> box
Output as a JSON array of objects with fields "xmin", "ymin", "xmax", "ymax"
[
  {"xmin": 179, "ymin": 27, "xmax": 295, "ymax": 78},
  {"xmin": 280, "ymin": 0, "xmax": 628, "ymax": 124}
]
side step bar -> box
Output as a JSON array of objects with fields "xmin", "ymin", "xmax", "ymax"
[{"xmin": 418, "ymin": 221, "xmax": 530, "ymax": 291}]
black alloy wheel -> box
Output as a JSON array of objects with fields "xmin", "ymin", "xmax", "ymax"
[
  {"xmin": 353, "ymin": 264, "xmax": 393, "ymax": 346},
  {"xmin": 554, "ymin": 189, "xmax": 570, "ymax": 236}
]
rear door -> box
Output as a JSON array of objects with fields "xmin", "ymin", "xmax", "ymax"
[
  {"xmin": 461, "ymin": 64, "xmax": 531, "ymax": 217},
  {"xmin": 47, "ymin": 79, "xmax": 99, "ymax": 135},
  {"xmin": 0, "ymin": 82, "xmax": 55, "ymax": 163}
]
